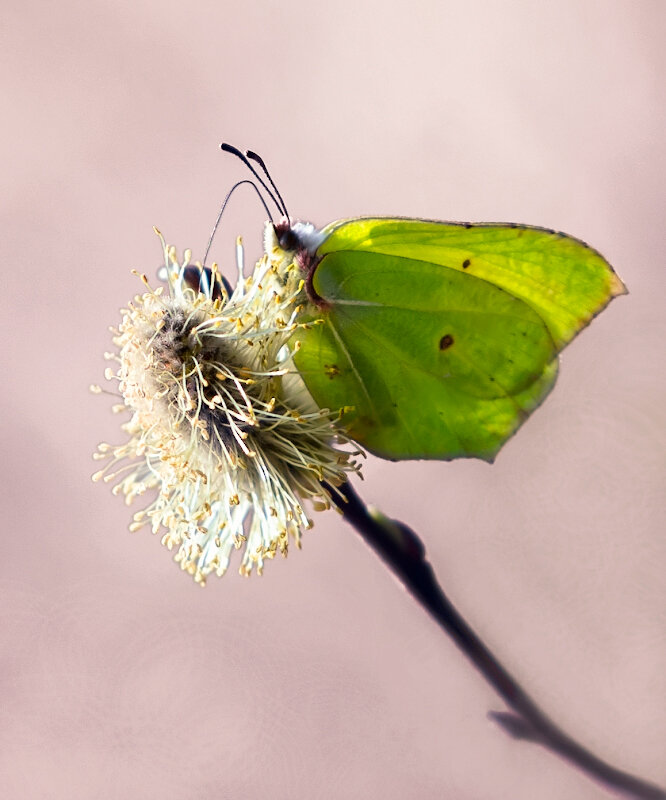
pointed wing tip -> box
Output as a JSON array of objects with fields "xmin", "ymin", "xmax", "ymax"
[{"xmin": 610, "ymin": 272, "xmax": 629, "ymax": 298}]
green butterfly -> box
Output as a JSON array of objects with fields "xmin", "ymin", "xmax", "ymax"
[
  {"xmin": 219, "ymin": 146, "xmax": 626, "ymax": 463},
  {"xmin": 276, "ymin": 217, "xmax": 626, "ymax": 462}
]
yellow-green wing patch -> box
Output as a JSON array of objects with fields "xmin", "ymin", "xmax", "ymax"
[
  {"xmin": 319, "ymin": 218, "xmax": 626, "ymax": 350},
  {"xmin": 293, "ymin": 250, "xmax": 559, "ymax": 460}
]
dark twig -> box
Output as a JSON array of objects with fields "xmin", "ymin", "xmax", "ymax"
[{"xmin": 325, "ymin": 480, "xmax": 665, "ymax": 800}]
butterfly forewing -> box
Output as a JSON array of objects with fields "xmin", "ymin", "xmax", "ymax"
[{"xmin": 318, "ymin": 218, "xmax": 626, "ymax": 349}]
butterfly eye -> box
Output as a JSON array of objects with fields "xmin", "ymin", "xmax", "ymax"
[
  {"xmin": 279, "ymin": 229, "xmax": 299, "ymax": 251},
  {"xmin": 182, "ymin": 265, "xmax": 231, "ymax": 301},
  {"xmin": 273, "ymin": 220, "xmax": 300, "ymax": 252}
]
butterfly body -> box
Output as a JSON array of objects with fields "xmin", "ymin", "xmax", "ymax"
[{"xmin": 267, "ymin": 216, "xmax": 625, "ymax": 462}]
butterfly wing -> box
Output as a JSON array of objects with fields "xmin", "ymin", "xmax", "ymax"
[{"xmin": 291, "ymin": 218, "xmax": 625, "ymax": 461}]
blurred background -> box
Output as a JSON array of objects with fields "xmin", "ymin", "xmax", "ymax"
[{"xmin": 1, "ymin": 1, "xmax": 664, "ymax": 797}]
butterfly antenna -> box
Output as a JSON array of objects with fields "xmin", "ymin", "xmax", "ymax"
[
  {"xmin": 203, "ymin": 179, "xmax": 274, "ymax": 266},
  {"xmin": 245, "ymin": 149, "xmax": 290, "ymax": 221},
  {"xmin": 220, "ymin": 143, "xmax": 284, "ymax": 219}
]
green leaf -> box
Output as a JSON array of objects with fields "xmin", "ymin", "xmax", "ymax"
[{"xmin": 291, "ymin": 218, "xmax": 626, "ymax": 461}]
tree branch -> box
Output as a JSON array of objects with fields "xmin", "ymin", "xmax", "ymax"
[{"xmin": 325, "ymin": 480, "xmax": 665, "ymax": 800}]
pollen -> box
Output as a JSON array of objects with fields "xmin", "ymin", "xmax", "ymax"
[{"xmin": 93, "ymin": 231, "xmax": 362, "ymax": 584}]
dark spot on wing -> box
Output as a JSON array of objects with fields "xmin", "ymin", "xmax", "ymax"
[
  {"xmin": 439, "ymin": 334, "xmax": 454, "ymax": 350},
  {"xmin": 462, "ymin": 259, "xmax": 471, "ymax": 269},
  {"xmin": 324, "ymin": 364, "xmax": 340, "ymax": 380}
]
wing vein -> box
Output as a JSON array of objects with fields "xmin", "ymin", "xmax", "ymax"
[{"xmin": 324, "ymin": 318, "xmax": 379, "ymax": 420}]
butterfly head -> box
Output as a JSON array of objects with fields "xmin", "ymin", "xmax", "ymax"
[{"xmin": 272, "ymin": 218, "xmax": 327, "ymax": 256}]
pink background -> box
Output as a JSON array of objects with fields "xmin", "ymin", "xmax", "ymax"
[{"xmin": 2, "ymin": 1, "xmax": 664, "ymax": 797}]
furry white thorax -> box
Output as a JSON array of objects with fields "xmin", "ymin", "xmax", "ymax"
[{"xmin": 291, "ymin": 221, "xmax": 327, "ymax": 253}]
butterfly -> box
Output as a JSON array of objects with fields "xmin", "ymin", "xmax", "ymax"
[{"xmin": 219, "ymin": 146, "xmax": 627, "ymax": 463}]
